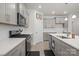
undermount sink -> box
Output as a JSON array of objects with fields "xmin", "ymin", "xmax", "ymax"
[
  {"xmin": 56, "ymin": 35, "xmax": 70, "ymax": 39},
  {"xmin": 58, "ymin": 36, "xmax": 68, "ymax": 39}
]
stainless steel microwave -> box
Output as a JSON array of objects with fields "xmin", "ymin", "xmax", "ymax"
[{"xmin": 17, "ymin": 13, "xmax": 26, "ymax": 26}]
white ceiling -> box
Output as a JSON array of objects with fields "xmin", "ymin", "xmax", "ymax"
[{"xmin": 24, "ymin": 3, "xmax": 79, "ymax": 16}]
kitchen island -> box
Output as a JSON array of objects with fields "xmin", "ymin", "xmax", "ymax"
[{"xmin": 49, "ymin": 33, "xmax": 79, "ymax": 56}]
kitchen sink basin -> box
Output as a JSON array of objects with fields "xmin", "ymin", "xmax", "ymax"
[
  {"xmin": 56, "ymin": 35, "xmax": 70, "ymax": 39},
  {"xmin": 58, "ymin": 36, "xmax": 68, "ymax": 39}
]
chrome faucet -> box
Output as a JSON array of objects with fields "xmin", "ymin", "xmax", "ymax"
[{"xmin": 19, "ymin": 29, "xmax": 23, "ymax": 32}]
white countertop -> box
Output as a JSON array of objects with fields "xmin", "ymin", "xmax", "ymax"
[
  {"xmin": 0, "ymin": 38, "xmax": 25, "ymax": 56},
  {"xmin": 49, "ymin": 33, "xmax": 79, "ymax": 50}
]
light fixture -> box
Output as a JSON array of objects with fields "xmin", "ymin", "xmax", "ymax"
[
  {"xmin": 38, "ymin": 5, "xmax": 42, "ymax": 8},
  {"xmin": 52, "ymin": 11, "xmax": 55, "ymax": 14},
  {"xmin": 64, "ymin": 17, "xmax": 68, "ymax": 21},
  {"xmin": 72, "ymin": 15, "xmax": 77, "ymax": 18}
]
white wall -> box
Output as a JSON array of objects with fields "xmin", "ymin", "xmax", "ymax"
[
  {"xmin": 72, "ymin": 18, "xmax": 79, "ymax": 35},
  {"xmin": 68, "ymin": 14, "xmax": 73, "ymax": 33},
  {"xmin": 33, "ymin": 11, "xmax": 43, "ymax": 44},
  {"xmin": 0, "ymin": 24, "xmax": 27, "ymax": 40},
  {"xmin": 67, "ymin": 14, "xmax": 79, "ymax": 35},
  {"xmin": 24, "ymin": 9, "xmax": 43, "ymax": 45},
  {"xmin": 21, "ymin": 9, "xmax": 34, "ymax": 34}
]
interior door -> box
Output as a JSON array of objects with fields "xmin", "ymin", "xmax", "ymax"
[{"xmin": 33, "ymin": 12, "xmax": 43, "ymax": 44}]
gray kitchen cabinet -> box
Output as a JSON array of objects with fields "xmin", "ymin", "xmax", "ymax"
[
  {"xmin": 60, "ymin": 41, "xmax": 77, "ymax": 56},
  {"xmin": 19, "ymin": 3, "xmax": 28, "ymax": 18},
  {"xmin": 0, "ymin": 3, "xmax": 6, "ymax": 23},
  {"xmin": 0, "ymin": 3, "xmax": 28, "ymax": 26},
  {"xmin": 6, "ymin": 46, "xmax": 21, "ymax": 56},
  {"xmin": 0, "ymin": 3, "xmax": 17, "ymax": 25},
  {"xmin": 5, "ymin": 3, "xmax": 17, "ymax": 25},
  {"xmin": 6, "ymin": 40, "xmax": 25, "ymax": 56},
  {"xmin": 53, "ymin": 37, "xmax": 62, "ymax": 56},
  {"xmin": 20, "ymin": 40, "xmax": 25, "ymax": 56},
  {"xmin": 43, "ymin": 17, "xmax": 55, "ymax": 28},
  {"xmin": 53, "ymin": 37, "xmax": 78, "ymax": 56},
  {"xmin": 55, "ymin": 17, "xmax": 65, "ymax": 24},
  {"xmin": 19, "ymin": 4, "xmax": 26, "ymax": 17}
]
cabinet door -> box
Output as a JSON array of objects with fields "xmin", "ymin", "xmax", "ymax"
[
  {"xmin": 19, "ymin": 4, "xmax": 27, "ymax": 18},
  {"xmin": 6, "ymin": 47, "xmax": 21, "ymax": 56},
  {"xmin": 61, "ymin": 42, "xmax": 77, "ymax": 56},
  {"xmin": 57, "ymin": 41, "xmax": 70, "ymax": 56},
  {"xmin": 0, "ymin": 3, "xmax": 6, "ymax": 23},
  {"xmin": 5, "ymin": 3, "xmax": 17, "ymax": 25},
  {"xmin": 6, "ymin": 40, "xmax": 25, "ymax": 56},
  {"xmin": 56, "ymin": 17, "xmax": 65, "ymax": 23},
  {"xmin": 20, "ymin": 40, "xmax": 25, "ymax": 56},
  {"xmin": 54, "ymin": 38, "xmax": 62, "ymax": 56},
  {"xmin": 19, "ymin": 4, "xmax": 25, "ymax": 16},
  {"xmin": 55, "ymin": 38, "xmax": 77, "ymax": 56},
  {"xmin": 54, "ymin": 38, "xmax": 70, "ymax": 56}
]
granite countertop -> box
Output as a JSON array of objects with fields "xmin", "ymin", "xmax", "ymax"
[
  {"xmin": 0, "ymin": 38, "xmax": 25, "ymax": 56},
  {"xmin": 49, "ymin": 33, "xmax": 79, "ymax": 50}
]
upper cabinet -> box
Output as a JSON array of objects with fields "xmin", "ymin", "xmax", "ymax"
[
  {"xmin": 43, "ymin": 18, "xmax": 55, "ymax": 28},
  {"xmin": 19, "ymin": 4, "xmax": 25, "ymax": 17},
  {"xmin": 0, "ymin": 3, "xmax": 6, "ymax": 23},
  {"xmin": 55, "ymin": 17, "xmax": 65, "ymax": 24},
  {"xmin": 17, "ymin": 4, "xmax": 27, "ymax": 18},
  {"xmin": 0, "ymin": 3, "xmax": 28, "ymax": 27},
  {"xmin": 5, "ymin": 3, "xmax": 17, "ymax": 25},
  {"xmin": 0, "ymin": 3, "xmax": 17, "ymax": 25}
]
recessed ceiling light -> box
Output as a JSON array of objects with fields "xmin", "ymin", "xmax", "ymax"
[
  {"xmin": 64, "ymin": 18, "xmax": 68, "ymax": 21},
  {"xmin": 38, "ymin": 5, "xmax": 42, "ymax": 8},
  {"xmin": 72, "ymin": 15, "xmax": 77, "ymax": 18},
  {"xmin": 52, "ymin": 11, "xmax": 55, "ymax": 14},
  {"xmin": 64, "ymin": 11, "xmax": 67, "ymax": 14}
]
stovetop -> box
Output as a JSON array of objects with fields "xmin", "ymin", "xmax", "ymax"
[{"xmin": 10, "ymin": 34, "xmax": 31, "ymax": 39}]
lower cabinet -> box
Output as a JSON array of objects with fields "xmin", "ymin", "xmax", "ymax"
[
  {"xmin": 53, "ymin": 37, "xmax": 79, "ymax": 56},
  {"xmin": 6, "ymin": 40, "xmax": 25, "ymax": 56},
  {"xmin": 20, "ymin": 41, "xmax": 25, "ymax": 56}
]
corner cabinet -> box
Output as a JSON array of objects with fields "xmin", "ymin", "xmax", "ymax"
[
  {"xmin": 5, "ymin": 40, "xmax": 25, "ymax": 56},
  {"xmin": 0, "ymin": 3, "xmax": 17, "ymax": 25}
]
